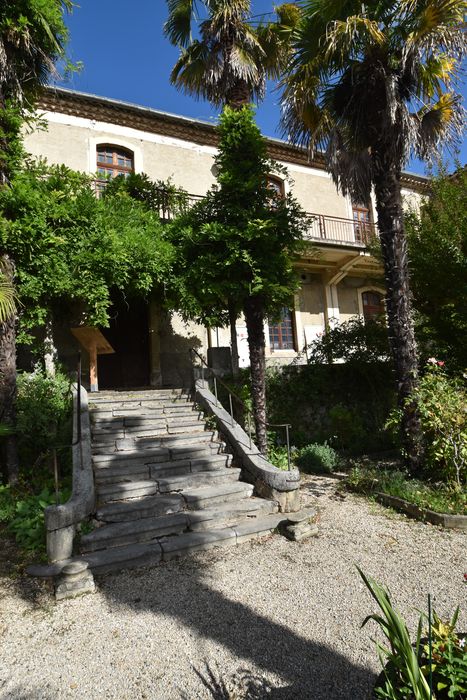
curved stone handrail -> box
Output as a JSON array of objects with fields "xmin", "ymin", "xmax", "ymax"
[
  {"xmin": 44, "ymin": 385, "xmax": 95, "ymax": 562},
  {"xmin": 195, "ymin": 379, "xmax": 300, "ymax": 512}
]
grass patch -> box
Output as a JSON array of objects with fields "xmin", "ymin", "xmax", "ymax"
[{"xmin": 346, "ymin": 464, "xmax": 466, "ymax": 515}]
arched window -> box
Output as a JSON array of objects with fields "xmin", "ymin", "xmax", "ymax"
[
  {"xmin": 362, "ymin": 291, "xmax": 385, "ymax": 322},
  {"xmin": 266, "ymin": 175, "xmax": 285, "ymax": 198},
  {"xmin": 96, "ymin": 145, "xmax": 134, "ymax": 192},
  {"xmin": 269, "ymin": 308, "xmax": 296, "ymax": 350},
  {"xmin": 266, "ymin": 175, "xmax": 285, "ymax": 209}
]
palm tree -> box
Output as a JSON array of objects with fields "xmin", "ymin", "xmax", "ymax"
[
  {"xmin": 280, "ymin": 0, "xmax": 465, "ymax": 473},
  {"xmin": 0, "ymin": 0, "xmax": 70, "ymax": 483},
  {"xmin": 165, "ymin": 0, "xmax": 299, "ymax": 452},
  {"xmin": 165, "ymin": 1, "xmax": 298, "ymax": 109},
  {"xmin": 0, "ymin": 271, "xmax": 16, "ymax": 324}
]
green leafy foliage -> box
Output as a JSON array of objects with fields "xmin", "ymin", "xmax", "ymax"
[
  {"xmin": 387, "ymin": 363, "xmax": 467, "ymax": 487},
  {"xmin": 296, "ymin": 442, "xmax": 339, "ymax": 474},
  {"xmin": 359, "ymin": 568, "xmax": 466, "ymax": 699},
  {"xmin": 166, "ymin": 105, "xmax": 308, "ymax": 326},
  {"xmin": 407, "ymin": 168, "xmax": 467, "ymax": 371},
  {"xmin": 413, "ymin": 363, "xmax": 466, "ymax": 487},
  {"xmin": 266, "ymin": 363, "xmax": 396, "ymax": 453},
  {"xmin": 420, "ymin": 611, "xmax": 467, "ymax": 699},
  {"xmin": 0, "ymin": 484, "xmax": 15, "ymax": 523},
  {"xmin": 8, "ymin": 487, "xmax": 70, "ymax": 553},
  {"xmin": 307, "ymin": 318, "xmax": 390, "ymax": 364},
  {"xmin": 0, "ymin": 161, "xmax": 173, "ymax": 342},
  {"xmin": 16, "ymin": 367, "xmax": 72, "ymax": 480},
  {"xmin": 346, "ymin": 464, "xmax": 466, "ymax": 515},
  {"xmin": 103, "ymin": 172, "xmax": 189, "ymax": 218}
]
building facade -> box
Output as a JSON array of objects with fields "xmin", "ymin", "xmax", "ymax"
[{"xmin": 22, "ymin": 87, "xmax": 427, "ymax": 389}]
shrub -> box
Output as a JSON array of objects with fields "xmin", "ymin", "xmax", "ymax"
[
  {"xmin": 307, "ymin": 317, "xmax": 390, "ymax": 364},
  {"xmin": 346, "ymin": 464, "xmax": 466, "ymax": 514},
  {"xmin": 296, "ymin": 442, "xmax": 339, "ymax": 474},
  {"xmin": 16, "ymin": 367, "xmax": 72, "ymax": 480},
  {"xmin": 359, "ymin": 567, "xmax": 467, "ymax": 699},
  {"xmin": 414, "ymin": 362, "xmax": 466, "ymax": 487},
  {"xmin": 8, "ymin": 487, "xmax": 70, "ymax": 553},
  {"xmin": 387, "ymin": 362, "xmax": 467, "ymax": 486}
]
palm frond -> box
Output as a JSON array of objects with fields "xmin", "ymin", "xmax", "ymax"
[
  {"xmin": 0, "ymin": 273, "xmax": 17, "ymax": 324},
  {"xmin": 324, "ymin": 16, "xmax": 385, "ymax": 67},
  {"xmin": 164, "ymin": 0, "xmax": 198, "ymax": 47},
  {"xmin": 415, "ymin": 91, "xmax": 465, "ymax": 158}
]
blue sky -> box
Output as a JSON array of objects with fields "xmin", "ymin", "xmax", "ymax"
[{"xmin": 56, "ymin": 0, "xmax": 466, "ymax": 175}]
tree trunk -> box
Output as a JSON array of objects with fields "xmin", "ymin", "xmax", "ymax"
[
  {"xmin": 372, "ymin": 151, "xmax": 424, "ymax": 475},
  {"xmin": 228, "ymin": 301, "xmax": 240, "ymax": 377},
  {"xmin": 243, "ymin": 294, "xmax": 267, "ymax": 454},
  {"xmin": 43, "ymin": 314, "xmax": 57, "ymax": 376},
  {"xmin": 226, "ymin": 79, "xmax": 251, "ymax": 110},
  {"xmin": 0, "ymin": 256, "xmax": 18, "ymax": 484}
]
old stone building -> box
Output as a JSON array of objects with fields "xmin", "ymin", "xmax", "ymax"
[{"xmin": 23, "ymin": 87, "xmax": 428, "ymax": 389}]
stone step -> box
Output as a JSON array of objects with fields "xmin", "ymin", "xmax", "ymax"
[
  {"xmin": 80, "ymin": 542, "xmax": 164, "ymax": 575},
  {"xmin": 92, "ymin": 442, "xmax": 225, "ymax": 468},
  {"xmin": 85, "ymin": 497, "xmax": 279, "ymax": 552},
  {"xmin": 80, "ymin": 512, "xmax": 189, "ymax": 553},
  {"xmin": 97, "ymin": 479, "xmax": 160, "ymax": 504},
  {"xmin": 182, "ymin": 482, "xmax": 254, "ymax": 510},
  {"xmin": 92, "ymin": 430, "xmax": 218, "ymax": 454},
  {"xmin": 91, "ymin": 415, "xmax": 204, "ymax": 433},
  {"xmin": 90, "ymin": 405, "xmax": 199, "ymax": 421},
  {"xmin": 90, "ymin": 389, "xmax": 189, "ymax": 401},
  {"xmin": 96, "ymin": 494, "xmax": 185, "ymax": 523},
  {"xmin": 80, "ymin": 514, "xmax": 286, "ymax": 573},
  {"xmin": 157, "ymin": 467, "xmax": 241, "ymax": 493},
  {"xmin": 89, "ymin": 397, "xmax": 193, "ymax": 412},
  {"xmin": 95, "ymin": 454, "xmax": 232, "ymax": 485},
  {"xmin": 186, "ymin": 497, "xmax": 279, "ymax": 532}
]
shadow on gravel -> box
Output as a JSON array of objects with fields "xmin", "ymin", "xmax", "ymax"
[
  {"xmin": 98, "ymin": 553, "xmax": 376, "ymax": 700},
  {"xmin": 4, "ymin": 688, "xmax": 55, "ymax": 700}
]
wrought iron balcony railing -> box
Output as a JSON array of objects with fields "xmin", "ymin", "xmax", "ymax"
[
  {"xmin": 95, "ymin": 181, "xmax": 376, "ymax": 247},
  {"xmin": 304, "ymin": 213, "xmax": 376, "ymax": 246}
]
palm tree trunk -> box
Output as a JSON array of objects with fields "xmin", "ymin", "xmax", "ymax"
[
  {"xmin": 228, "ymin": 301, "xmax": 240, "ymax": 377},
  {"xmin": 0, "ymin": 255, "xmax": 18, "ymax": 484},
  {"xmin": 243, "ymin": 294, "xmax": 267, "ymax": 454},
  {"xmin": 226, "ymin": 79, "xmax": 251, "ymax": 110},
  {"xmin": 372, "ymin": 152, "xmax": 423, "ymax": 475}
]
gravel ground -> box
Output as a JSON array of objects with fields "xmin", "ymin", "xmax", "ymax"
[{"xmin": 0, "ymin": 476, "xmax": 465, "ymax": 700}]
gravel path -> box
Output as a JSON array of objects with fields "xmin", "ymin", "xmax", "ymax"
[{"xmin": 0, "ymin": 476, "xmax": 465, "ymax": 700}]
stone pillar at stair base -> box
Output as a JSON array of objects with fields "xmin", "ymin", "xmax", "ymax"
[
  {"xmin": 55, "ymin": 561, "xmax": 95, "ymax": 601},
  {"xmin": 254, "ymin": 480, "xmax": 300, "ymax": 513},
  {"xmin": 47, "ymin": 524, "xmax": 75, "ymax": 563}
]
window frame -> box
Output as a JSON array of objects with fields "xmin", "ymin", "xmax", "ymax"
[
  {"xmin": 268, "ymin": 307, "xmax": 297, "ymax": 352},
  {"xmin": 96, "ymin": 144, "xmax": 135, "ymax": 192},
  {"xmin": 360, "ymin": 289, "xmax": 386, "ymax": 322}
]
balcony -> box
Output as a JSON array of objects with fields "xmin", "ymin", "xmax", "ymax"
[
  {"xmin": 95, "ymin": 181, "xmax": 376, "ymax": 247},
  {"xmin": 304, "ymin": 213, "xmax": 376, "ymax": 247}
]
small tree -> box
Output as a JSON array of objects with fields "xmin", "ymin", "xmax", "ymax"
[
  {"xmin": 168, "ymin": 106, "xmax": 307, "ymax": 453},
  {"xmin": 406, "ymin": 167, "xmax": 467, "ymax": 371}
]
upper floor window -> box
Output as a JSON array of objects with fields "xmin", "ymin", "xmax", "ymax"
[
  {"xmin": 269, "ymin": 307, "xmax": 296, "ymax": 350},
  {"xmin": 362, "ymin": 291, "xmax": 385, "ymax": 322},
  {"xmin": 352, "ymin": 204, "xmax": 372, "ymax": 242},
  {"xmin": 96, "ymin": 145, "xmax": 134, "ymax": 193},
  {"xmin": 266, "ymin": 175, "xmax": 285, "ymax": 208}
]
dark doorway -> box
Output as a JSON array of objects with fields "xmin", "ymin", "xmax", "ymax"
[{"xmin": 97, "ymin": 298, "xmax": 150, "ymax": 389}]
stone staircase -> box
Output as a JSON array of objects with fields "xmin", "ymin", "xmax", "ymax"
[{"xmin": 77, "ymin": 388, "xmax": 286, "ymax": 574}]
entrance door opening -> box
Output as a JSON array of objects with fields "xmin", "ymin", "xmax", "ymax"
[{"xmin": 97, "ymin": 298, "xmax": 150, "ymax": 389}]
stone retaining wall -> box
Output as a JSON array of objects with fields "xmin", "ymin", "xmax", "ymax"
[
  {"xmin": 44, "ymin": 386, "xmax": 95, "ymax": 562},
  {"xmin": 195, "ymin": 380, "xmax": 300, "ymax": 512}
]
